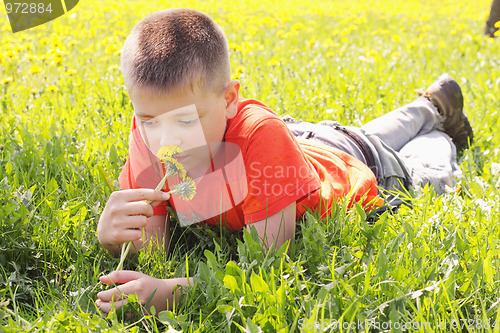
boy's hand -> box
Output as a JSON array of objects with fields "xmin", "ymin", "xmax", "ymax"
[
  {"xmin": 95, "ymin": 271, "xmax": 167, "ymax": 314},
  {"xmin": 96, "ymin": 271, "xmax": 191, "ymax": 314},
  {"xmin": 97, "ymin": 189, "xmax": 170, "ymax": 253}
]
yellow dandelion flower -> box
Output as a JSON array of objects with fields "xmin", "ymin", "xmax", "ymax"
[
  {"xmin": 162, "ymin": 156, "xmax": 187, "ymax": 180},
  {"xmin": 495, "ymin": 30, "xmax": 500, "ymax": 38},
  {"xmin": 1, "ymin": 77, "xmax": 12, "ymax": 85},
  {"xmin": 391, "ymin": 51, "xmax": 401, "ymax": 58},
  {"xmin": 231, "ymin": 66, "xmax": 245, "ymax": 81},
  {"xmin": 99, "ymin": 38, "xmax": 111, "ymax": 46},
  {"xmin": 39, "ymin": 37, "xmax": 50, "ymax": 46},
  {"xmin": 48, "ymin": 48, "xmax": 65, "ymax": 56},
  {"xmin": 495, "ymin": 21, "xmax": 500, "ymax": 29},
  {"xmin": 30, "ymin": 66, "xmax": 42, "ymax": 74},
  {"xmin": 106, "ymin": 44, "xmax": 120, "ymax": 54},
  {"xmin": 52, "ymin": 56, "xmax": 64, "ymax": 65},
  {"xmin": 65, "ymin": 69, "xmax": 76, "ymax": 76},
  {"xmin": 51, "ymin": 40, "xmax": 63, "ymax": 49},
  {"xmin": 157, "ymin": 145, "xmax": 183, "ymax": 160},
  {"xmin": 169, "ymin": 177, "xmax": 197, "ymax": 200},
  {"xmin": 47, "ymin": 85, "xmax": 58, "ymax": 92},
  {"xmin": 391, "ymin": 35, "xmax": 401, "ymax": 43},
  {"xmin": 230, "ymin": 44, "xmax": 241, "ymax": 52}
]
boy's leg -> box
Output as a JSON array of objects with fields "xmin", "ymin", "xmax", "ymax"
[
  {"xmin": 358, "ymin": 74, "xmax": 473, "ymax": 201},
  {"xmin": 360, "ymin": 97, "xmax": 441, "ymax": 152},
  {"xmin": 361, "ymin": 74, "xmax": 473, "ymax": 153},
  {"xmin": 398, "ymin": 130, "xmax": 462, "ymax": 195}
]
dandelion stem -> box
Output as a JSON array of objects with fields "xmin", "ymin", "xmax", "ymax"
[
  {"xmin": 116, "ymin": 145, "xmax": 194, "ymax": 271},
  {"xmin": 145, "ymin": 171, "xmax": 170, "ymax": 204},
  {"xmin": 117, "ymin": 170, "xmax": 171, "ymax": 271},
  {"xmin": 116, "ymin": 241, "xmax": 132, "ymax": 271}
]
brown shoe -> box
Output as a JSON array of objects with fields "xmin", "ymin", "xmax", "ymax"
[{"xmin": 416, "ymin": 73, "xmax": 473, "ymax": 152}]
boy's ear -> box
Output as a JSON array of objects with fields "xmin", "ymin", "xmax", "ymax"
[{"xmin": 224, "ymin": 80, "xmax": 240, "ymax": 119}]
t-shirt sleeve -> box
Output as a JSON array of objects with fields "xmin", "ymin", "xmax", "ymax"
[
  {"xmin": 241, "ymin": 118, "xmax": 321, "ymax": 224},
  {"xmin": 118, "ymin": 158, "xmax": 132, "ymax": 190}
]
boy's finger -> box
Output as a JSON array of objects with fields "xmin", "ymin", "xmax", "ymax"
[
  {"xmin": 99, "ymin": 270, "xmax": 147, "ymax": 285},
  {"xmin": 97, "ymin": 282, "xmax": 138, "ymax": 303},
  {"xmin": 95, "ymin": 298, "xmax": 129, "ymax": 313},
  {"xmin": 96, "ymin": 286, "xmax": 125, "ymax": 302},
  {"xmin": 119, "ymin": 227, "xmax": 144, "ymax": 243},
  {"xmin": 120, "ymin": 189, "xmax": 170, "ymax": 203},
  {"xmin": 121, "ymin": 201, "xmax": 155, "ymax": 218}
]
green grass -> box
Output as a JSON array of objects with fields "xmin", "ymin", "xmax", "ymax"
[{"xmin": 1, "ymin": 0, "xmax": 500, "ymax": 331}]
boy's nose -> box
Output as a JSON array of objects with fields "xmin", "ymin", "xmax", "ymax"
[
  {"xmin": 153, "ymin": 121, "xmax": 178, "ymax": 146},
  {"xmin": 160, "ymin": 131, "xmax": 182, "ymax": 147}
]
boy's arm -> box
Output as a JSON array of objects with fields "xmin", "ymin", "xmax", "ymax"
[
  {"xmin": 97, "ymin": 203, "xmax": 297, "ymax": 314},
  {"xmin": 245, "ymin": 202, "xmax": 296, "ymax": 251}
]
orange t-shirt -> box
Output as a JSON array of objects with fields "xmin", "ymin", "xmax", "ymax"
[{"xmin": 118, "ymin": 98, "xmax": 379, "ymax": 231}]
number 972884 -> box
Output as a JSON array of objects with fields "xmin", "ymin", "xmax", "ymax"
[{"xmin": 5, "ymin": 2, "xmax": 54, "ymax": 14}]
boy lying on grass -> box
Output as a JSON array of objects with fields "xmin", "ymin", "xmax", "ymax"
[{"xmin": 95, "ymin": 8, "xmax": 473, "ymax": 314}]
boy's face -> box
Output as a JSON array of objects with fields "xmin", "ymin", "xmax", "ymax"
[{"xmin": 130, "ymin": 81, "xmax": 239, "ymax": 178}]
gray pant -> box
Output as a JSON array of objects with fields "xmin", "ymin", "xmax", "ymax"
[
  {"xmin": 361, "ymin": 97, "xmax": 461, "ymax": 195},
  {"xmin": 283, "ymin": 97, "xmax": 461, "ymax": 199}
]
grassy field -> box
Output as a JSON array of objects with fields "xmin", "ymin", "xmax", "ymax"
[{"xmin": 1, "ymin": 0, "xmax": 500, "ymax": 331}]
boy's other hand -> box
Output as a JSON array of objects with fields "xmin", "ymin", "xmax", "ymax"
[
  {"xmin": 96, "ymin": 270, "xmax": 190, "ymax": 314},
  {"xmin": 97, "ymin": 189, "xmax": 170, "ymax": 253},
  {"xmin": 95, "ymin": 270, "xmax": 167, "ymax": 314}
]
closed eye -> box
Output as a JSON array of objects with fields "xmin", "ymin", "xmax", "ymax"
[
  {"xmin": 178, "ymin": 119, "xmax": 199, "ymax": 126},
  {"xmin": 140, "ymin": 119, "xmax": 158, "ymax": 127}
]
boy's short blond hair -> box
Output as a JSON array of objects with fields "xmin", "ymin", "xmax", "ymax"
[{"xmin": 121, "ymin": 8, "xmax": 231, "ymax": 96}]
